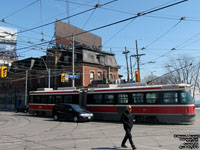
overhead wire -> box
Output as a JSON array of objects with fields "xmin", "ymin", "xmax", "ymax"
[
  {"xmin": 143, "ymin": 17, "xmax": 184, "ymax": 49},
  {"xmin": 15, "ymin": 0, "xmax": 188, "ymax": 52},
  {"xmin": 14, "ymin": 0, "xmax": 118, "ymax": 35},
  {"xmin": 102, "ymin": 18, "xmax": 136, "ymax": 46},
  {"xmin": 39, "ymin": 0, "xmax": 44, "ymax": 41},
  {"xmin": 82, "ymin": 9, "xmax": 96, "ymax": 29},
  {"xmin": 1, "ymin": 0, "xmax": 40, "ymax": 20}
]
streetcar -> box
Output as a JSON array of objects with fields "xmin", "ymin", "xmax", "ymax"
[
  {"xmin": 29, "ymin": 87, "xmax": 83, "ymax": 116},
  {"xmin": 28, "ymin": 84, "xmax": 195, "ymax": 124},
  {"xmin": 86, "ymin": 84, "xmax": 195, "ymax": 124}
]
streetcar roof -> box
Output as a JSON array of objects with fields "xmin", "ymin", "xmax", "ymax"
[
  {"xmin": 29, "ymin": 88, "xmax": 81, "ymax": 95},
  {"xmin": 87, "ymin": 84, "xmax": 191, "ymax": 93}
]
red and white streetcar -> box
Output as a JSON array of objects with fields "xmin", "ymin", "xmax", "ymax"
[{"xmin": 28, "ymin": 83, "xmax": 195, "ymax": 124}]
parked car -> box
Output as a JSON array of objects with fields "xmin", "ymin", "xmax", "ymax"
[
  {"xmin": 15, "ymin": 105, "xmax": 29, "ymax": 113},
  {"xmin": 52, "ymin": 103, "xmax": 93, "ymax": 122}
]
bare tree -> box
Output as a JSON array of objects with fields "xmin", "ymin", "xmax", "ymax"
[{"xmin": 165, "ymin": 55, "xmax": 200, "ymax": 99}]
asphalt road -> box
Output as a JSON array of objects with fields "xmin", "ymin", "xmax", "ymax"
[{"xmin": 0, "ymin": 109, "xmax": 199, "ymax": 150}]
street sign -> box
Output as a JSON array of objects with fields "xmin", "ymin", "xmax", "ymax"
[
  {"xmin": 65, "ymin": 73, "xmax": 69, "ymax": 81},
  {"xmin": 68, "ymin": 75, "xmax": 78, "ymax": 79}
]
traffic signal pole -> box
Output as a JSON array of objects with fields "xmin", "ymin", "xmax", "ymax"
[{"xmin": 72, "ymin": 35, "xmax": 75, "ymax": 87}]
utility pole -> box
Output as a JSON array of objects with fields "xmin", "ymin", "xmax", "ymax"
[
  {"xmin": 132, "ymin": 40, "xmax": 145, "ymax": 72},
  {"xmin": 41, "ymin": 57, "xmax": 50, "ymax": 88},
  {"xmin": 131, "ymin": 40, "xmax": 145, "ymax": 83},
  {"xmin": 122, "ymin": 47, "xmax": 130, "ymax": 82},
  {"xmin": 72, "ymin": 35, "xmax": 75, "ymax": 87},
  {"xmin": 48, "ymin": 68, "xmax": 50, "ymax": 88},
  {"xmin": 130, "ymin": 55, "xmax": 134, "ymax": 81},
  {"xmin": 25, "ymin": 70, "xmax": 28, "ymax": 106}
]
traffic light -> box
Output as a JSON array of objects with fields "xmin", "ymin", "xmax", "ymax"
[
  {"xmin": 61, "ymin": 73, "xmax": 65, "ymax": 83},
  {"xmin": 135, "ymin": 70, "xmax": 140, "ymax": 83},
  {"xmin": 0, "ymin": 66, "xmax": 7, "ymax": 78}
]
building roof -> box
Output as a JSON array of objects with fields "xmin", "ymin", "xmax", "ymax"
[{"xmin": 82, "ymin": 49, "xmax": 119, "ymax": 68}]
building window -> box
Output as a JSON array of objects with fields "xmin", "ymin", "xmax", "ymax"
[
  {"xmin": 37, "ymin": 78, "xmax": 41, "ymax": 85},
  {"xmin": 90, "ymin": 71, "xmax": 94, "ymax": 83},
  {"xmin": 74, "ymin": 54, "xmax": 77, "ymax": 63},
  {"xmin": 98, "ymin": 72, "xmax": 102, "ymax": 80},
  {"xmin": 64, "ymin": 56, "xmax": 69, "ymax": 62},
  {"xmin": 48, "ymin": 56, "xmax": 55, "ymax": 65},
  {"xmin": 99, "ymin": 56, "xmax": 105, "ymax": 64},
  {"xmin": 110, "ymin": 74, "xmax": 113, "ymax": 80}
]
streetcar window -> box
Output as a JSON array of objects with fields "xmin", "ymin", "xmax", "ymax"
[
  {"xmin": 47, "ymin": 96, "xmax": 54, "ymax": 104},
  {"xmin": 163, "ymin": 92, "xmax": 178, "ymax": 104},
  {"xmin": 117, "ymin": 94, "xmax": 128, "ymax": 104},
  {"xmin": 63, "ymin": 95, "xmax": 73, "ymax": 103},
  {"xmin": 34, "ymin": 95, "xmax": 41, "ymax": 103},
  {"xmin": 55, "ymin": 96, "xmax": 63, "ymax": 104},
  {"xmin": 92, "ymin": 94, "xmax": 103, "ymax": 104},
  {"xmin": 180, "ymin": 91, "xmax": 193, "ymax": 104},
  {"xmin": 29, "ymin": 96, "xmax": 33, "ymax": 103},
  {"xmin": 146, "ymin": 93, "xmax": 158, "ymax": 104},
  {"xmin": 104, "ymin": 94, "xmax": 114, "ymax": 104},
  {"xmin": 131, "ymin": 93, "xmax": 144, "ymax": 104},
  {"xmin": 40, "ymin": 96, "xmax": 47, "ymax": 104}
]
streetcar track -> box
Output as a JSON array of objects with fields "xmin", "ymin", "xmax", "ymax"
[{"xmin": 0, "ymin": 114, "xmax": 31, "ymax": 131}]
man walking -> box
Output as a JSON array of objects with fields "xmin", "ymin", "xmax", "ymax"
[{"xmin": 121, "ymin": 105, "xmax": 136, "ymax": 149}]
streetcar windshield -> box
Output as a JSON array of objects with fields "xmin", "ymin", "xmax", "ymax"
[{"xmin": 180, "ymin": 91, "xmax": 194, "ymax": 104}]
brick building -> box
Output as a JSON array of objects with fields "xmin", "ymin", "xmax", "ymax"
[
  {"xmin": 0, "ymin": 45, "xmax": 119, "ymax": 110},
  {"xmin": 0, "ymin": 21, "xmax": 120, "ymax": 110}
]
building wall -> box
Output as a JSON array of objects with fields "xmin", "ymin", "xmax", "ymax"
[{"xmin": 83, "ymin": 65, "xmax": 118, "ymax": 86}]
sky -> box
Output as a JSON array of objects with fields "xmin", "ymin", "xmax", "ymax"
[{"xmin": 0, "ymin": 0, "xmax": 200, "ymax": 80}]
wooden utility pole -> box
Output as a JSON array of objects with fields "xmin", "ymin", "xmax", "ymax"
[
  {"xmin": 132, "ymin": 40, "xmax": 145, "ymax": 72},
  {"xmin": 130, "ymin": 55, "xmax": 134, "ymax": 81},
  {"xmin": 131, "ymin": 40, "xmax": 145, "ymax": 82},
  {"xmin": 122, "ymin": 47, "xmax": 130, "ymax": 81}
]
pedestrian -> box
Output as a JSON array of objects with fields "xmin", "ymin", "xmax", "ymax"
[{"xmin": 121, "ymin": 105, "xmax": 137, "ymax": 150}]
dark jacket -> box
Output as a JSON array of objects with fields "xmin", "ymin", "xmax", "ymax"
[{"xmin": 121, "ymin": 110, "xmax": 134, "ymax": 129}]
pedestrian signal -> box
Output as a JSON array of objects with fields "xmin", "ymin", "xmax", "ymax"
[
  {"xmin": 0, "ymin": 66, "xmax": 7, "ymax": 78},
  {"xmin": 135, "ymin": 70, "xmax": 140, "ymax": 83},
  {"xmin": 61, "ymin": 73, "xmax": 65, "ymax": 83}
]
